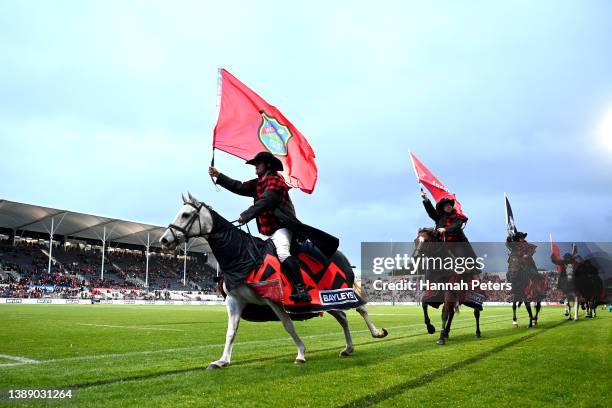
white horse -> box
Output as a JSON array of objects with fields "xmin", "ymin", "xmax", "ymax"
[{"xmin": 160, "ymin": 193, "xmax": 387, "ymax": 369}]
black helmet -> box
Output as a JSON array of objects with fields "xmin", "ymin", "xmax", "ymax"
[{"xmin": 245, "ymin": 151, "xmax": 283, "ymax": 171}]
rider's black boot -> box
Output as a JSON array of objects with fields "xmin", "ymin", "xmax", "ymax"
[{"xmin": 282, "ymin": 256, "xmax": 312, "ymax": 303}]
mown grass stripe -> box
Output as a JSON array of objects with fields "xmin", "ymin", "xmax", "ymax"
[{"xmin": 337, "ymin": 319, "xmax": 569, "ymax": 408}]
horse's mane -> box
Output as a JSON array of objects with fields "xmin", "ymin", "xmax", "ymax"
[{"xmin": 204, "ymin": 205, "xmax": 266, "ymax": 286}]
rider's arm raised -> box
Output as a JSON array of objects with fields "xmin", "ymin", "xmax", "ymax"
[
  {"xmin": 216, "ymin": 173, "xmax": 256, "ymax": 197},
  {"xmin": 422, "ymin": 198, "xmax": 439, "ymax": 222}
]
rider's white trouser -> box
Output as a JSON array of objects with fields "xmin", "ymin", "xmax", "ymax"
[{"xmin": 259, "ymin": 228, "xmax": 292, "ymax": 262}]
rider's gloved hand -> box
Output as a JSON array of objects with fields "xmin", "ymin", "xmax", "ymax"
[{"xmin": 209, "ymin": 166, "xmax": 220, "ymax": 178}]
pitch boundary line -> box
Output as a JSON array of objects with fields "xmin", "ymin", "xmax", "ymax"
[
  {"xmin": 1, "ymin": 314, "xmax": 508, "ymax": 368},
  {"xmin": 337, "ymin": 319, "xmax": 569, "ymax": 408},
  {"xmin": 0, "ymin": 354, "xmax": 38, "ymax": 367}
]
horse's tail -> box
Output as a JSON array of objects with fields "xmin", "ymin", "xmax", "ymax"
[
  {"xmin": 353, "ymin": 280, "xmax": 363, "ymax": 298},
  {"xmin": 331, "ymin": 249, "xmax": 356, "ymax": 285}
]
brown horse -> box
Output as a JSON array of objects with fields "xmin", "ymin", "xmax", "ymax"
[
  {"xmin": 506, "ymin": 240, "xmax": 548, "ymax": 328},
  {"xmin": 413, "ymin": 228, "xmax": 483, "ymax": 345}
]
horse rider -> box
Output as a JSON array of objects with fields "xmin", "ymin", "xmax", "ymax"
[
  {"xmin": 506, "ymin": 231, "xmax": 538, "ymax": 277},
  {"xmin": 420, "ymin": 190, "xmax": 481, "ymax": 278},
  {"xmin": 209, "ymin": 151, "xmax": 313, "ymax": 302}
]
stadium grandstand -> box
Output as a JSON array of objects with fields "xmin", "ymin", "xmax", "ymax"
[{"xmin": 0, "ymin": 199, "xmax": 220, "ymax": 301}]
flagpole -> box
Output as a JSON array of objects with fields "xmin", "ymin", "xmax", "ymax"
[
  {"xmin": 408, "ymin": 150, "xmax": 424, "ymax": 193},
  {"xmin": 549, "ymin": 233, "xmax": 553, "ymax": 253},
  {"xmin": 504, "ymin": 192, "xmax": 509, "ymax": 237},
  {"xmin": 210, "ymin": 67, "xmax": 223, "ymax": 189}
]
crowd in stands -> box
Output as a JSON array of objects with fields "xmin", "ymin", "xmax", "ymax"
[{"xmin": 0, "ymin": 238, "xmax": 218, "ymax": 299}]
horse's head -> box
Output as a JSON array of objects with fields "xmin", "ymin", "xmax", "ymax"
[
  {"xmin": 160, "ymin": 192, "xmax": 213, "ymax": 251},
  {"xmin": 412, "ymin": 227, "xmax": 438, "ymax": 258}
]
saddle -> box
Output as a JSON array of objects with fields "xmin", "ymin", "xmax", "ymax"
[{"xmin": 218, "ymin": 240, "xmax": 364, "ymax": 321}]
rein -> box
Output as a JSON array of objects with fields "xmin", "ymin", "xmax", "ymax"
[{"xmin": 166, "ymin": 201, "xmax": 262, "ymax": 264}]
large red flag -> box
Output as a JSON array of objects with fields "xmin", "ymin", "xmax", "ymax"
[
  {"xmin": 213, "ymin": 69, "xmax": 317, "ymax": 194},
  {"xmin": 409, "ymin": 151, "xmax": 466, "ymax": 217},
  {"xmin": 550, "ymin": 234, "xmax": 563, "ymax": 274}
]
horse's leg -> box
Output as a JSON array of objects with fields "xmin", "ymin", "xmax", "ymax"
[
  {"xmin": 437, "ymin": 302, "xmax": 453, "ymax": 345},
  {"xmin": 474, "ymin": 308, "xmax": 481, "ymax": 338},
  {"xmin": 208, "ymin": 295, "xmax": 244, "ymax": 369},
  {"xmin": 355, "ymin": 305, "xmax": 388, "ymax": 338},
  {"xmin": 265, "ymin": 300, "xmax": 306, "ymax": 364},
  {"xmin": 534, "ymin": 302, "xmax": 541, "ymax": 325},
  {"xmin": 440, "ymin": 307, "xmax": 448, "ymax": 338},
  {"xmin": 512, "ymin": 301, "xmax": 518, "ymax": 328},
  {"xmin": 525, "ymin": 301, "xmax": 534, "ymax": 328},
  {"xmin": 445, "ymin": 304, "xmax": 456, "ymax": 337},
  {"xmin": 328, "ymin": 310, "xmax": 354, "ymax": 357},
  {"xmin": 573, "ymin": 296, "xmax": 579, "ymax": 321},
  {"xmin": 564, "ymin": 298, "xmax": 570, "ymax": 317},
  {"xmin": 422, "ymin": 303, "xmax": 436, "ymax": 334}
]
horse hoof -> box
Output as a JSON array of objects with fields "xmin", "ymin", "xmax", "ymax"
[
  {"xmin": 512, "ymin": 321, "xmax": 518, "ymax": 328},
  {"xmin": 426, "ymin": 324, "xmax": 436, "ymax": 334},
  {"xmin": 436, "ymin": 338, "xmax": 446, "ymax": 345},
  {"xmin": 374, "ymin": 328, "xmax": 388, "ymax": 338},
  {"xmin": 294, "ymin": 358, "xmax": 306, "ymax": 365},
  {"xmin": 339, "ymin": 348, "xmax": 354, "ymax": 357},
  {"xmin": 207, "ymin": 363, "xmax": 223, "ymax": 370},
  {"xmin": 475, "ymin": 332, "xmax": 481, "ymax": 338}
]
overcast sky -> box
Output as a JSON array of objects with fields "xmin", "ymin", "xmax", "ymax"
[{"xmin": 2, "ymin": 1, "xmax": 612, "ymax": 266}]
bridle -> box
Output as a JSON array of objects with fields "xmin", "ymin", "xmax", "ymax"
[
  {"xmin": 167, "ymin": 201, "xmax": 208, "ymax": 244},
  {"xmin": 166, "ymin": 201, "xmax": 245, "ymax": 245}
]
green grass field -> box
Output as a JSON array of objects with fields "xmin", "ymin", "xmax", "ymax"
[{"xmin": 0, "ymin": 304, "xmax": 610, "ymax": 407}]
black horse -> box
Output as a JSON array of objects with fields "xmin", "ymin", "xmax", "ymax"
[
  {"xmin": 414, "ymin": 228, "xmax": 483, "ymax": 345},
  {"xmin": 574, "ymin": 259, "xmax": 603, "ymax": 319},
  {"xmin": 506, "ymin": 240, "xmax": 547, "ymax": 328}
]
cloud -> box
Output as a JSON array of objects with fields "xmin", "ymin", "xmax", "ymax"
[{"xmin": 1, "ymin": 1, "xmax": 612, "ymax": 267}]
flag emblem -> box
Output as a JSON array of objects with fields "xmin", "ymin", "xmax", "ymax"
[{"xmin": 258, "ymin": 111, "xmax": 292, "ymax": 156}]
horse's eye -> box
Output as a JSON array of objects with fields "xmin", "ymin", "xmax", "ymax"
[{"xmin": 181, "ymin": 213, "xmax": 189, "ymax": 219}]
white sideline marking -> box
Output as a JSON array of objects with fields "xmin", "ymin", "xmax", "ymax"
[
  {"xmin": 77, "ymin": 324, "xmax": 185, "ymax": 332},
  {"xmin": 369, "ymin": 313, "xmax": 420, "ymax": 316},
  {"xmin": 1, "ymin": 314, "xmax": 509, "ymax": 368},
  {"xmin": 0, "ymin": 354, "xmax": 39, "ymax": 367}
]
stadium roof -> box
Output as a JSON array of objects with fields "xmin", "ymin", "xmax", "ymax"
[{"xmin": 0, "ymin": 199, "xmax": 211, "ymax": 254}]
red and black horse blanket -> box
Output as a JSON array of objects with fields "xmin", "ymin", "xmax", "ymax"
[{"xmin": 218, "ymin": 240, "xmax": 364, "ymax": 321}]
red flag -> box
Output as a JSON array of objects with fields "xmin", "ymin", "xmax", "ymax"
[
  {"xmin": 550, "ymin": 234, "xmax": 564, "ymax": 274},
  {"xmin": 409, "ymin": 151, "xmax": 466, "ymax": 217},
  {"xmin": 213, "ymin": 69, "xmax": 317, "ymax": 193}
]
